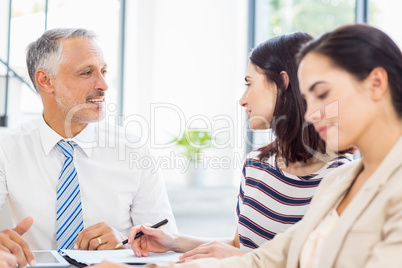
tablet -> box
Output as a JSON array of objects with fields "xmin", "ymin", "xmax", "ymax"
[{"xmin": 27, "ymin": 250, "xmax": 70, "ymax": 268}]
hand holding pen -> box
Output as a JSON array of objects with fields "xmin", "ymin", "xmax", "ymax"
[
  {"xmin": 115, "ymin": 219, "xmax": 169, "ymax": 249},
  {"xmin": 121, "ymin": 219, "xmax": 176, "ymax": 257}
]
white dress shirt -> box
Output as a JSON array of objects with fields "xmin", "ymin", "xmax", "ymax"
[{"xmin": 0, "ymin": 116, "xmax": 177, "ymax": 250}]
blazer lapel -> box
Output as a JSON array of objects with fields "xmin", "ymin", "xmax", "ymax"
[
  {"xmin": 318, "ymin": 137, "xmax": 402, "ymax": 267},
  {"xmin": 286, "ymin": 160, "xmax": 363, "ymax": 267}
]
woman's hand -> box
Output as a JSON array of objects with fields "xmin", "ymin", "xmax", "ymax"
[
  {"xmin": 177, "ymin": 241, "xmax": 246, "ymax": 263},
  {"xmin": 129, "ymin": 224, "xmax": 176, "ymax": 257}
]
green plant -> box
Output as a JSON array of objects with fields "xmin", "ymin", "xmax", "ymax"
[{"xmin": 172, "ymin": 129, "xmax": 214, "ymax": 162}]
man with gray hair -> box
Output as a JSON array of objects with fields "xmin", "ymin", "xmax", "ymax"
[{"xmin": 0, "ymin": 28, "xmax": 177, "ymax": 265}]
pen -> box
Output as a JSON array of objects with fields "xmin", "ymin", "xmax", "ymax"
[{"xmin": 115, "ymin": 219, "xmax": 169, "ymax": 249}]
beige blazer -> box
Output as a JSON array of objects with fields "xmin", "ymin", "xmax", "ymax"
[{"xmin": 195, "ymin": 136, "xmax": 402, "ymax": 268}]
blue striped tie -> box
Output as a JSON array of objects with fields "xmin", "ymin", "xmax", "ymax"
[{"xmin": 56, "ymin": 140, "xmax": 84, "ymax": 251}]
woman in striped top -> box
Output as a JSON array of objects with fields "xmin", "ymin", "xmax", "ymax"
[
  {"xmin": 117, "ymin": 32, "xmax": 352, "ymax": 263},
  {"xmin": 237, "ymin": 150, "xmax": 350, "ymax": 250},
  {"xmin": 232, "ymin": 32, "xmax": 352, "ymax": 252},
  {"xmin": 235, "ymin": 32, "xmax": 352, "ymax": 251}
]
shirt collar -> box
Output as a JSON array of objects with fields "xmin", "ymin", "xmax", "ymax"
[{"xmin": 39, "ymin": 115, "xmax": 95, "ymax": 157}]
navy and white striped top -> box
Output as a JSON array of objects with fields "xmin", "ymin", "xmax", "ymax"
[{"xmin": 236, "ymin": 150, "xmax": 352, "ymax": 250}]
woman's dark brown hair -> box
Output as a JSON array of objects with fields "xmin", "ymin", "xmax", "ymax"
[
  {"xmin": 251, "ymin": 32, "xmax": 326, "ymax": 164},
  {"xmin": 297, "ymin": 24, "xmax": 402, "ymax": 118}
]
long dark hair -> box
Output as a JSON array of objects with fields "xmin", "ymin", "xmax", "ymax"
[
  {"xmin": 297, "ymin": 24, "xmax": 402, "ymax": 118},
  {"xmin": 251, "ymin": 32, "xmax": 326, "ymax": 164}
]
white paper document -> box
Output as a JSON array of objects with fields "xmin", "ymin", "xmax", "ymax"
[{"xmin": 62, "ymin": 249, "xmax": 182, "ymax": 265}]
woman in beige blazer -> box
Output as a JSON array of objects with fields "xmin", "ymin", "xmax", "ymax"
[{"xmin": 94, "ymin": 24, "xmax": 402, "ymax": 268}]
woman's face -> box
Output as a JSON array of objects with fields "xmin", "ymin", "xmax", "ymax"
[
  {"xmin": 298, "ymin": 52, "xmax": 376, "ymax": 152},
  {"xmin": 240, "ymin": 62, "xmax": 277, "ymax": 130}
]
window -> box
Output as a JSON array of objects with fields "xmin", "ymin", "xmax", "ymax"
[
  {"xmin": 0, "ymin": 0, "xmax": 46, "ymax": 127},
  {"xmin": 250, "ymin": 0, "xmax": 356, "ymax": 148},
  {"xmin": 0, "ymin": 0, "xmax": 120, "ymax": 127},
  {"xmin": 257, "ymin": 0, "xmax": 356, "ymax": 40},
  {"xmin": 369, "ymin": 0, "xmax": 402, "ymax": 47}
]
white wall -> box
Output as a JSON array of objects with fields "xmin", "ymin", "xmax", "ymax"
[{"xmin": 123, "ymin": 0, "xmax": 249, "ymax": 187}]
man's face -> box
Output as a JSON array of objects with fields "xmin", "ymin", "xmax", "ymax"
[{"xmin": 51, "ymin": 37, "xmax": 108, "ymax": 124}]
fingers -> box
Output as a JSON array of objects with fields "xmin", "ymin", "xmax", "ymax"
[
  {"xmin": 0, "ymin": 229, "xmax": 35, "ymax": 268},
  {"xmin": 178, "ymin": 241, "xmax": 246, "ymax": 262},
  {"xmin": 131, "ymin": 238, "xmax": 148, "ymax": 257},
  {"xmin": 129, "ymin": 224, "xmax": 176, "ymax": 257},
  {"xmin": 74, "ymin": 223, "xmax": 103, "ymax": 249},
  {"xmin": 16, "ymin": 239, "xmax": 35, "ymax": 267},
  {"xmin": 131, "ymin": 245, "xmax": 148, "ymax": 258},
  {"xmin": 178, "ymin": 247, "xmax": 208, "ymax": 262},
  {"xmin": 13, "ymin": 217, "xmax": 34, "ymax": 236},
  {"xmin": 128, "ymin": 225, "xmax": 141, "ymax": 244},
  {"xmin": 181, "ymin": 245, "xmax": 210, "ymax": 258},
  {"xmin": 0, "ymin": 251, "xmax": 17, "ymax": 268},
  {"xmin": 178, "ymin": 242, "xmax": 220, "ymax": 263},
  {"xmin": 178, "ymin": 253, "xmax": 210, "ymax": 263},
  {"xmin": 88, "ymin": 236, "xmax": 104, "ymax": 250},
  {"xmin": 75, "ymin": 222, "xmax": 123, "ymax": 250},
  {"xmin": 7, "ymin": 236, "xmax": 34, "ymax": 268},
  {"xmin": 96, "ymin": 232, "xmax": 122, "ymax": 250},
  {"xmin": 130, "ymin": 225, "xmax": 150, "ymax": 256},
  {"xmin": 128, "ymin": 224, "xmax": 151, "ymax": 244},
  {"xmin": 130, "ymin": 224, "xmax": 169, "ymax": 256},
  {"xmin": 134, "ymin": 238, "xmax": 151, "ymax": 257},
  {"xmin": 0, "ymin": 245, "xmax": 11, "ymax": 254},
  {"xmin": 75, "ymin": 223, "xmax": 105, "ymax": 250},
  {"xmin": 11, "ymin": 216, "xmax": 35, "ymax": 266},
  {"xmin": 74, "ymin": 231, "xmax": 83, "ymax": 250}
]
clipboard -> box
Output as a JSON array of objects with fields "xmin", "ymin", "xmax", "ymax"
[{"xmin": 61, "ymin": 249, "xmax": 182, "ymax": 266}]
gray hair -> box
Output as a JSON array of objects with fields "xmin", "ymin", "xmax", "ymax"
[{"xmin": 26, "ymin": 28, "xmax": 97, "ymax": 93}]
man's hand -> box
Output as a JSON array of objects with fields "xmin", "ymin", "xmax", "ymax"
[
  {"xmin": 0, "ymin": 217, "xmax": 35, "ymax": 268},
  {"xmin": 177, "ymin": 241, "xmax": 246, "ymax": 263},
  {"xmin": 74, "ymin": 222, "xmax": 125, "ymax": 250}
]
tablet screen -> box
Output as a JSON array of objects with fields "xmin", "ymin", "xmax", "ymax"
[{"xmin": 28, "ymin": 250, "xmax": 70, "ymax": 268}]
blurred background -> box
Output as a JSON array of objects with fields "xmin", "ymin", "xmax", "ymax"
[{"xmin": 0, "ymin": 0, "xmax": 401, "ymax": 237}]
